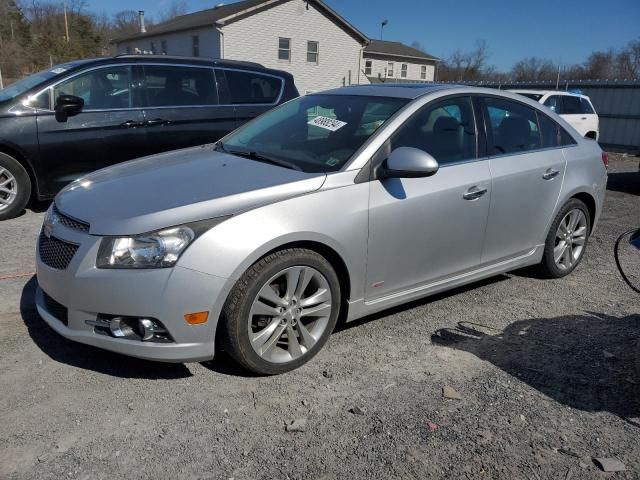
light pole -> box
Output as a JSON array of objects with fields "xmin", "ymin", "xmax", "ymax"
[{"xmin": 380, "ymin": 19, "xmax": 388, "ymax": 40}]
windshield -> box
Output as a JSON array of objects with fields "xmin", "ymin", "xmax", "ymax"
[
  {"xmin": 221, "ymin": 94, "xmax": 409, "ymax": 172},
  {"xmin": 0, "ymin": 61, "xmax": 88, "ymax": 104}
]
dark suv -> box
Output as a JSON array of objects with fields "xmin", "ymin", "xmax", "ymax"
[{"xmin": 0, "ymin": 55, "xmax": 298, "ymax": 220}]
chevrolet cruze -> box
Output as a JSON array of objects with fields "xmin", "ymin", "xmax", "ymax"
[{"xmin": 35, "ymin": 85, "xmax": 608, "ymax": 374}]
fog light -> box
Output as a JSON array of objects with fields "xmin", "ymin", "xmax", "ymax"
[
  {"xmin": 138, "ymin": 318, "xmax": 155, "ymax": 341},
  {"xmin": 109, "ymin": 317, "xmax": 137, "ymax": 339}
]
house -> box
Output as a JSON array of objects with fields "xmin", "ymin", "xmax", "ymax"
[
  {"xmin": 114, "ymin": 0, "xmax": 440, "ymax": 93},
  {"xmin": 363, "ymin": 40, "xmax": 439, "ymax": 83}
]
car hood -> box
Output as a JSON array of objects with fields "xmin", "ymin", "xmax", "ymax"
[{"xmin": 55, "ymin": 145, "xmax": 326, "ymax": 235}]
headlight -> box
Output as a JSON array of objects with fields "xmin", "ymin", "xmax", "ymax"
[{"xmin": 96, "ymin": 217, "xmax": 229, "ymax": 269}]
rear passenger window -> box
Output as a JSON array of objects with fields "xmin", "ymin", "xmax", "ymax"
[
  {"xmin": 561, "ymin": 96, "xmax": 582, "ymax": 114},
  {"xmin": 390, "ymin": 96, "xmax": 477, "ymax": 165},
  {"xmin": 222, "ymin": 70, "xmax": 282, "ymax": 104},
  {"xmin": 484, "ymin": 97, "xmax": 541, "ymax": 155},
  {"xmin": 543, "ymin": 95, "xmax": 561, "ymax": 113},
  {"xmin": 142, "ymin": 66, "xmax": 217, "ymax": 107},
  {"xmin": 580, "ymin": 98, "xmax": 594, "ymax": 114},
  {"xmin": 538, "ymin": 112, "xmax": 577, "ymax": 148}
]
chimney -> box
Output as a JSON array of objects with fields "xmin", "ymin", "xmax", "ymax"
[{"xmin": 138, "ymin": 11, "xmax": 146, "ymax": 33}]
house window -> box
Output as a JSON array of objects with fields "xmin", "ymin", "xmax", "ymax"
[
  {"xmin": 401, "ymin": 64, "xmax": 408, "ymax": 78},
  {"xmin": 364, "ymin": 60, "xmax": 372, "ymax": 76},
  {"xmin": 420, "ymin": 65, "xmax": 427, "ymax": 80},
  {"xmin": 161, "ymin": 40, "xmax": 167, "ymax": 55},
  {"xmin": 387, "ymin": 62, "xmax": 394, "ymax": 77},
  {"xmin": 192, "ymin": 35, "xmax": 200, "ymax": 57},
  {"xmin": 278, "ymin": 37, "xmax": 291, "ymax": 61},
  {"xmin": 307, "ymin": 41, "xmax": 319, "ymax": 64},
  {"xmin": 150, "ymin": 41, "xmax": 156, "ymax": 54}
]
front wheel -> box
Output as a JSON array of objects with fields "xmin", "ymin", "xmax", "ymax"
[
  {"xmin": 221, "ymin": 248, "xmax": 341, "ymax": 375},
  {"xmin": 0, "ymin": 153, "xmax": 31, "ymax": 221},
  {"xmin": 537, "ymin": 198, "xmax": 591, "ymax": 278}
]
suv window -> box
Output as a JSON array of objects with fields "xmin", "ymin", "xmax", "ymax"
[
  {"xmin": 53, "ymin": 66, "xmax": 132, "ymax": 110},
  {"xmin": 390, "ymin": 96, "xmax": 477, "ymax": 165},
  {"xmin": 484, "ymin": 97, "xmax": 541, "ymax": 154},
  {"xmin": 142, "ymin": 65, "xmax": 217, "ymax": 107},
  {"xmin": 543, "ymin": 95, "xmax": 561, "ymax": 113},
  {"xmin": 561, "ymin": 95, "xmax": 582, "ymax": 114},
  {"xmin": 580, "ymin": 98, "xmax": 594, "ymax": 114},
  {"xmin": 222, "ymin": 69, "xmax": 282, "ymax": 105}
]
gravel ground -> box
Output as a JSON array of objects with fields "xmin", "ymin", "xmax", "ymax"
[{"xmin": 0, "ymin": 153, "xmax": 639, "ymax": 480}]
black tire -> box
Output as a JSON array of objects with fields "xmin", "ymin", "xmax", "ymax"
[
  {"xmin": 220, "ymin": 248, "xmax": 341, "ymax": 375},
  {"xmin": 0, "ymin": 152, "xmax": 31, "ymax": 221},
  {"xmin": 537, "ymin": 198, "xmax": 591, "ymax": 278}
]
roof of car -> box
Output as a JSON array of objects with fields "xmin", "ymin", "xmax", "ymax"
[{"xmin": 69, "ymin": 55, "xmax": 293, "ymax": 78}]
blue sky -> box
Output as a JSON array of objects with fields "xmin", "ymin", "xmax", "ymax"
[{"xmin": 89, "ymin": 0, "xmax": 639, "ymax": 70}]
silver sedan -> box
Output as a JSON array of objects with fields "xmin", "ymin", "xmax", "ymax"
[{"xmin": 35, "ymin": 85, "xmax": 608, "ymax": 374}]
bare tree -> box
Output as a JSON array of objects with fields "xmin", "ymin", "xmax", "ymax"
[
  {"xmin": 438, "ymin": 40, "xmax": 490, "ymax": 81},
  {"xmin": 511, "ymin": 57, "xmax": 557, "ymax": 82}
]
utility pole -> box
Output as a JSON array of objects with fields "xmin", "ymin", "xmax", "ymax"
[
  {"xmin": 380, "ymin": 19, "xmax": 388, "ymax": 40},
  {"xmin": 10, "ymin": 20, "xmax": 14, "ymax": 41},
  {"xmin": 63, "ymin": 2, "xmax": 70, "ymax": 42},
  {"xmin": 555, "ymin": 63, "xmax": 561, "ymax": 90},
  {"xmin": 0, "ymin": 64, "xmax": 4, "ymax": 90}
]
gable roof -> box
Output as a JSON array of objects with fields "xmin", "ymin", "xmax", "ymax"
[
  {"xmin": 114, "ymin": 0, "xmax": 368, "ymax": 44},
  {"xmin": 364, "ymin": 40, "xmax": 439, "ymax": 62}
]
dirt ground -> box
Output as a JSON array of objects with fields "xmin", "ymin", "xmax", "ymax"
[{"xmin": 0, "ymin": 153, "xmax": 639, "ymax": 480}]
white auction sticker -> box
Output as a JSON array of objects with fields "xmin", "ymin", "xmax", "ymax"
[{"xmin": 308, "ymin": 116, "xmax": 347, "ymax": 132}]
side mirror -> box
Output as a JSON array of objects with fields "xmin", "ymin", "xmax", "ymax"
[
  {"xmin": 378, "ymin": 147, "xmax": 439, "ymax": 179},
  {"xmin": 55, "ymin": 95, "xmax": 84, "ymax": 122}
]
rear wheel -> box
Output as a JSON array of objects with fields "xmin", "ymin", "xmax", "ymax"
[
  {"xmin": 0, "ymin": 153, "xmax": 31, "ymax": 221},
  {"xmin": 537, "ymin": 198, "xmax": 591, "ymax": 278},
  {"xmin": 221, "ymin": 248, "xmax": 341, "ymax": 375}
]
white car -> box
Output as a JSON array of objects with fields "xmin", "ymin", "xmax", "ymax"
[{"xmin": 510, "ymin": 90, "xmax": 599, "ymax": 141}]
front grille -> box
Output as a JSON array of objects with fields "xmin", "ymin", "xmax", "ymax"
[
  {"xmin": 53, "ymin": 204, "xmax": 90, "ymax": 232},
  {"xmin": 42, "ymin": 291, "xmax": 68, "ymax": 326},
  {"xmin": 38, "ymin": 232, "xmax": 79, "ymax": 270}
]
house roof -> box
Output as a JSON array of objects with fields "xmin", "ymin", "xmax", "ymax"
[
  {"xmin": 114, "ymin": 0, "xmax": 368, "ymax": 44},
  {"xmin": 364, "ymin": 40, "xmax": 439, "ymax": 62}
]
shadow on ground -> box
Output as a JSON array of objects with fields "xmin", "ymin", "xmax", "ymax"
[
  {"xmin": 20, "ymin": 276, "xmax": 193, "ymax": 379},
  {"xmin": 432, "ymin": 312, "xmax": 640, "ymax": 422},
  {"xmin": 607, "ymin": 171, "xmax": 640, "ymax": 196}
]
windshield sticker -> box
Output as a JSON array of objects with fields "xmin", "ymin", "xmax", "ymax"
[
  {"xmin": 50, "ymin": 67, "xmax": 67, "ymax": 75},
  {"xmin": 308, "ymin": 116, "xmax": 347, "ymax": 132}
]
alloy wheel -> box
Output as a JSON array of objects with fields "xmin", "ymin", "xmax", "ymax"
[
  {"xmin": 0, "ymin": 167, "xmax": 18, "ymax": 212},
  {"xmin": 248, "ymin": 266, "xmax": 333, "ymax": 363},
  {"xmin": 554, "ymin": 208, "xmax": 588, "ymax": 271}
]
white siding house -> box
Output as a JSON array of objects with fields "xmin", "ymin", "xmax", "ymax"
[
  {"xmin": 114, "ymin": 0, "xmax": 369, "ymax": 94},
  {"xmin": 363, "ymin": 40, "xmax": 439, "ymax": 83}
]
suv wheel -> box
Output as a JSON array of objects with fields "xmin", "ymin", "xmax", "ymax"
[
  {"xmin": 0, "ymin": 153, "xmax": 31, "ymax": 221},
  {"xmin": 221, "ymin": 248, "xmax": 341, "ymax": 375},
  {"xmin": 538, "ymin": 198, "xmax": 591, "ymax": 278}
]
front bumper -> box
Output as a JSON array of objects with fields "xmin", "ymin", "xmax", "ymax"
[{"xmin": 35, "ymin": 219, "xmax": 231, "ymax": 363}]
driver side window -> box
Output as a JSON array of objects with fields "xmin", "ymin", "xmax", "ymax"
[
  {"xmin": 53, "ymin": 66, "xmax": 132, "ymax": 111},
  {"xmin": 390, "ymin": 96, "xmax": 477, "ymax": 165}
]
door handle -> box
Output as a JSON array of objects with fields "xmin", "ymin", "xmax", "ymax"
[
  {"xmin": 581, "ymin": 117, "xmax": 587, "ymax": 120},
  {"xmin": 120, "ymin": 120, "xmax": 144, "ymax": 128},
  {"xmin": 463, "ymin": 186, "xmax": 488, "ymax": 200},
  {"xmin": 542, "ymin": 168, "xmax": 560, "ymax": 180},
  {"xmin": 145, "ymin": 118, "xmax": 170, "ymax": 127}
]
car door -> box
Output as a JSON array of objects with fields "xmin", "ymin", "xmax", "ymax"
[
  {"xmin": 366, "ymin": 95, "xmax": 491, "ymax": 300},
  {"xmin": 579, "ymin": 97, "xmax": 599, "ymax": 138},
  {"xmin": 480, "ymin": 96, "xmax": 566, "ymax": 265},
  {"xmin": 140, "ymin": 64, "xmax": 236, "ymax": 157},
  {"xmin": 217, "ymin": 68, "xmax": 285, "ymax": 128},
  {"xmin": 35, "ymin": 64, "xmax": 147, "ymax": 195}
]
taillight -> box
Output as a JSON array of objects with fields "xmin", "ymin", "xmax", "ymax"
[{"xmin": 601, "ymin": 152, "xmax": 609, "ymax": 169}]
